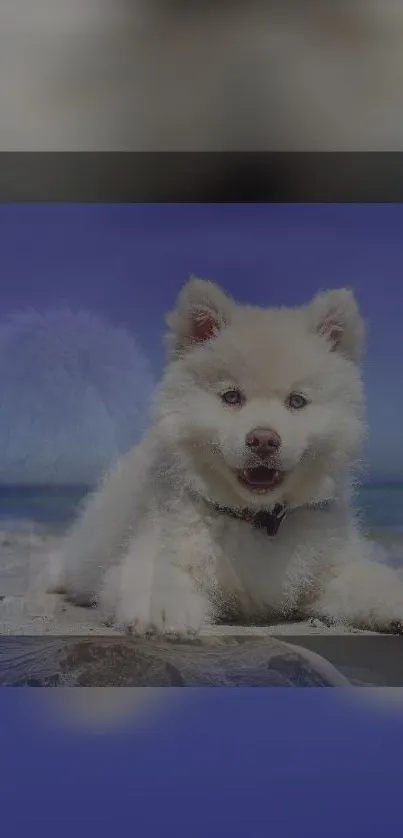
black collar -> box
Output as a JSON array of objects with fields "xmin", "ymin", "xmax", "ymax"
[
  {"xmin": 212, "ymin": 501, "xmax": 289, "ymax": 537},
  {"xmin": 211, "ymin": 496, "xmax": 332, "ymax": 537}
]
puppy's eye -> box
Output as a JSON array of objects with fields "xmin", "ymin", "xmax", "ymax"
[
  {"xmin": 286, "ymin": 392, "xmax": 309, "ymax": 410},
  {"xmin": 221, "ymin": 388, "xmax": 245, "ymax": 406}
]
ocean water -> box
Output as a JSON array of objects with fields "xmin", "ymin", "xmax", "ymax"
[
  {"xmin": 0, "ymin": 484, "xmax": 91, "ymax": 529},
  {"xmin": 356, "ymin": 483, "xmax": 403, "ymax": 569}
]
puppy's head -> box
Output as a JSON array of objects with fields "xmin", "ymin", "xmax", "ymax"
[{"xmin": 155, "ymin": 278, "xmax": 366, "ymax": 509}]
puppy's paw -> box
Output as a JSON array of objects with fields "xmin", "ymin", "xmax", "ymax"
[
  {"xmin": 124, "ymin": 619, "xmax": 159, "ymax": 639},
  {"xmin": 117, "ymin": 596, "xmax": 206, "ymax": 641},
  {"xmin": 104, "ymin": 591, "xmax": 206, "ymax": 639},
  {"xmin": 100, "ymin": 558, "xmax": 208, "ymax": 639},
  {"xmin": 308, "ymin": 616, "xmax": 337, "ymax": 630},
  {"xmin": 375, "ymin": 617, "xmax": 403, "ymax": 635},
  {"xmin": 389, "ymin": 620, "xmax": 403, "ymax": 635},
  {"xmin": 368, "ymin": 601, "xmax": 403, "ymax": 634},
  {"xmin": 121, "ymin": 617, "xmax": 200, "ymax": 641},
  {"xmin": 314, "ymin": 560, "xmax": 403, "ymax": 634}
]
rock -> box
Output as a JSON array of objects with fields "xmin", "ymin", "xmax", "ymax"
[{"xmin": 0, "ymin": 634, "xmax": 350, "ymax": 687}]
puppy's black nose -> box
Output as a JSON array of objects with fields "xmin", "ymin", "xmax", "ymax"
[{"xmin": 245, "ymin": 428, "xmax": 281, "ymax": 460}]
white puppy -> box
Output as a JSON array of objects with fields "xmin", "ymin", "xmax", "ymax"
[{"xmin": 49, "ymin": 279, "xmax": 403, "ymax": 636}]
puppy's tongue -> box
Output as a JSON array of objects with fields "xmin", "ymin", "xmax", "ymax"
[{"xmin": 239, "ymin": 467, "xmax": 282, "ymax": 490}]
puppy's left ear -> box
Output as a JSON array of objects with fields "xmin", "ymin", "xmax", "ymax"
[
  {"xmin": 306, "ymin": 288, "xmax": 365, "ymax": 363},
  {"xmin": 165, "ymin": 276, "xmax": 233, "ymax": 357}
]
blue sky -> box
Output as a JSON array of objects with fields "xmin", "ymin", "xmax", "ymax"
[{"xmin": 0, "ymin": 203, "xmax": 401, "ymax": 481}]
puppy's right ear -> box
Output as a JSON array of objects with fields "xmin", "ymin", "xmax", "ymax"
[{"xmin": 165, "ymin": 277, "xmax": 233, "ymax": 357}]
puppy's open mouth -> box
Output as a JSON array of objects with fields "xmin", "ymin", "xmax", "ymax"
[{"xmin": 237, "ymin": 467, "xmax": 284, "ymax": 493}]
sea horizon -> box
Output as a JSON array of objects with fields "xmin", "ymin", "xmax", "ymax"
[{"xmin": 0, "ymin": 480, "xmax": 402, "ymax": 535}]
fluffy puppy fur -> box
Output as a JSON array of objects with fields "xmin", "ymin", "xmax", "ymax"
[{"xmin": 49, "ymin": 279, "xmax": 403, "ymax": 635}]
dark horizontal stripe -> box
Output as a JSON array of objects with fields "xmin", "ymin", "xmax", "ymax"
[
  {"xmin": 0, "ymin": 632, "xmax": 402, "ymax": 686},
  {"xmin": 2, "ymin": 152, "xmax": 403, "ymax": 202}
]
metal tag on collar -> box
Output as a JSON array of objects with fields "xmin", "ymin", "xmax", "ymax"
[
  {"xmin": 266, "ymin": 503, "xmax": 288, "ymax": 536},
  {"xmin": 253, "ymin": 503, "xmax": 288, "ymax": 537}
]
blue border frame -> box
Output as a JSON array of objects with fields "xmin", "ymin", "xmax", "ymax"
[{"xmin": 1, "ymin": 690, "xmax": 403, "ymax": 837}]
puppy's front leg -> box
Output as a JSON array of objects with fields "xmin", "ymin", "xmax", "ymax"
[
  {"xmin": 310, "ymin": 558, "xmax": 403, "ymax": 633},
  {"xmin": 99, "ymin": 529, "xmax": 210, "ymax": 638}
]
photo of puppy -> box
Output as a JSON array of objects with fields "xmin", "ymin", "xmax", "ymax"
[{"xmin": 49, "ymin": 278, "xmax": 403, "ymax": 637}]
